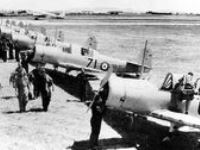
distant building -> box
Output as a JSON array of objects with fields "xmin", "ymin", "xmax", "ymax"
[
  {"xmin": 107, "ymin": 11, "xmax": 123, "ymax": 15},
  {"xmin": 146, "ymin": 11, "xmax": 172, "ymax": 15}
]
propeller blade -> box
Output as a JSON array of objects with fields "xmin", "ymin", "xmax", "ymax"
[{"xmin": 86, "ymin": 66, "xmax": 113, "ymax": 112}]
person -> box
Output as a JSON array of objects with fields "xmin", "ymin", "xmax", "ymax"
[
  {"xmin": 171, "ymin": 72, "xmax": 195, "ymax": 114},
  {"xmin": 10, "ymin": 63, "xmax": 29, "ymax": 112},
  {"xmin": 181, "ymin": 72, "xmax": 195, "ymax": 114},
  {"xmin": 1, "ymin": 38, "xmax": 9, "ymax": 62},
  {"xmin": 0, "ymin": 40, "xmax": 3, "ymax": 60},
  {"xmin": 20, "ymin": 52, "xmax": 29, "ymax": 73},
  {"xmin": 15, "ymin": 47, "xmax": 20, "ymax": 62},
  {"xmin": 89, "ymin": 83, "xmax": 109, "ymax": 149},
  {"xmin": 29, "ymin": 64, "xmax": 53, "ymax": 111},
  {"xmin": 8, "ymin": 40, "xmax": 14, "ymax": 60},
  {"xmin": 79, "ymin": 68, "xmax": 88, "ymax": 102}
]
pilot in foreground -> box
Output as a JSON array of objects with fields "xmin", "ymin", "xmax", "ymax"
[{"xmin": 89, "ymin": 83, "xmax": 109, "ymax": 149}]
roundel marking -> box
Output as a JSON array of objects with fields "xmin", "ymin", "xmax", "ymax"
[{"xmin": 100, "ymin": 62, "xmax": 109, "ymax": 71}]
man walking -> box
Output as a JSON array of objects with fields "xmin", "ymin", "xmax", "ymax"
[
  {"xmin": 10, "ymin": 63, "xmax": 29, "ymax": 112},
  {"xmin": 29, "ymin": 64, "xmax": 53, "ymax": 111}
]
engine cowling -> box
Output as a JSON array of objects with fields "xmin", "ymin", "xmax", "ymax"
[
  {"xmin": 12, "ymin": 33, "xmax": 35, "ymax": 50},
  {"xmin": 103, "ymin": 75, "xmax": 171, "ymax": 113}
]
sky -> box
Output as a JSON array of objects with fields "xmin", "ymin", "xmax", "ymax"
[{"xmin": 0, "ymin": 0, "xmax": 200, "ymax": 13}]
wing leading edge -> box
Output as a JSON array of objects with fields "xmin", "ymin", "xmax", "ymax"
[{"xmin": 150, "ymin": 109, "xmax": 200, "ymax": 129}]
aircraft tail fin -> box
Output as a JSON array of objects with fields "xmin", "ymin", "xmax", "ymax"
[
  {"xmin": 57, "ymin": 30, "xmax": 65, "ymax": 42},
  {"xmin": 59, "ymin": 11, "xmax": 65, "ymax": 18},
  {"xmin": 140, "ymin": 40, "xmax": 152, "ymax": 74},
  {"xmin": 85, "ymin": 35, "xmax": 98, "ymax": 50}
]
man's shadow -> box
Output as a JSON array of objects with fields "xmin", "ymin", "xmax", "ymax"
[
  {"xmin": 1, "ymin": 96, "xmax": 16, "ymax": 100},
  {"xmin": 68, "ymin": 138, "xmax": 135, "ymax": 150},
  {"xmin": 4, "ymin": 108, "xmax": 45, "ymax": 114}
]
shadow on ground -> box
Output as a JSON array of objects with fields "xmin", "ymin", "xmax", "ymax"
[
  {"xmin": 3, "ymin": 108, "xmax": 45, "ymax": 114},
  {"xmin": 68, "ymin": 138, "xmax": 135, "ymax": 150},
  {"xmin": 46, "ymin": 69, "xmax": 94, "ymax": 101},
  {"xmin": 1, "ymin": 96, "xmax": 16, "ymax": 100},
  {"xmin": 46, "ymin": 69, "xmax": 200, "ymax": 150}
]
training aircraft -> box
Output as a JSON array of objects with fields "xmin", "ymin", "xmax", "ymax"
[
  {"xmin": 0, "ymin": 24, "xmax": 50, "ymax": 50},
  {"xmin": 1, "ymin": 21, "xmax": 152, "ymax": 78},
  {"xmin": 32, "ymin": 11, "xmax": 65, "ymax": 20},
  {"xmin": 93, "ymin": 70, "xmax": 200, "ymax": 137},
  {"xmin": 26, "ymin": 39, "xmax": 152, "ymax": 78}
]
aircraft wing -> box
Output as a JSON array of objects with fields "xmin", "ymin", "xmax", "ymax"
[
  {"xmin": 150, "ymin": 109, "xmax": 200, "ymax": 129},
  {"xmin": 58, "ymin": 62, "xmax": 101, "ymax": 73}
]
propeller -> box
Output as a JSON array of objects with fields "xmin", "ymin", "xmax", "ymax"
[{"xmin": 87, "ymin": 65, "xmax": 113, "ymax": 112}]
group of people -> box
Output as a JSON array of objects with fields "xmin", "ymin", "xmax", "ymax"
[
  {"xmin": 9, "ymin": 54, "xmax": 53, "ymax": 112},
  {"xmin": 0, "ymin": 36, "xmax": 19, "ymax": 62}
]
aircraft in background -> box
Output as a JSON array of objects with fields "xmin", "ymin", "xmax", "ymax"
[
  {"xmin": 32, "ymin": 11, "xmax": 65, "ymax": 20},
  {"xmin": 1, "ymin": 20, "xmax": 152, "ymax": 78}
]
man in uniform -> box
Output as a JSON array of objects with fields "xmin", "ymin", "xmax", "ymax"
[
  {"xmin": 10, "ymin": 63, "xmax": 29, "ymax": 112},
  {"xmin": 8, "ymin": 39, "xmax": 14, "ymax": 60},
  {"xmin": 171, "ymin": 72, "xmax": 195, "ymax": 114},
  {"xmin": 20, "ymin": 52, "xmax": 29, "ymax": 73},
  {"xmin": 89, "ymin": 83, "xmax": 109, "ymax": 149},
  {"xmin": 1, "ymin": 38, "xmax": 9, "ymax": 62},
  {"xmin": 181, "ymin": 72, "xmax": 195, "ymax": 114},
  {"xmin": 29, "ymin": 64, "xmax": 53, "ymax": 111},
  {"xmin": 79, "ymin": 68, "xmax": 88, "ymax": 102}
]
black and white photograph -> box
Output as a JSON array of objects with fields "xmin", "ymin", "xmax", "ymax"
[{"xmin": 1, "ymin": 0, "xmax": 200, "ymax": 149}]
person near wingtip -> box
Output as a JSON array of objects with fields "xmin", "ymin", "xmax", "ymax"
[{"xmin": 172, "ymin": 72, "xmax": 195, "ymax": 114}]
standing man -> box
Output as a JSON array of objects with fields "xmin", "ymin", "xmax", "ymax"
[
  {"xmin": 172, "ymin": 72, "xmax": 195, "ymax": 114},
  {"xmin": 8, "ymin": 40, "xmax": 14, "ymax": 60},
  {"xmin": 29, "ymin": 64, "xmax": 53, "ymax": 111},
  {"xmin": 0, "ymin": 39, "xmax": 3, "ymax": 60},
  {"xmin": 181, "ymin": 72, "xmax": 195, "ymax": 114},
  {"xmin": 89, "ymin": 83, "xmax": 109, "ymax": 149},
  {"xmin": 15, "ymin": 47, "xmax": 20, "ymax": 62},
  {"xmin": 1, "ymin": 38, "xmax": 9, "ymax": 62},
  {"xmin": 20, "ymin": 52, "xmax": 29, "ymax": 73},
  {"xmin": 79, "ymin": 68, "xmax": 88, "ymax": 102},
  {"xmin": 10, "ymin": 63, "xmax": 29, "ymax": 112}
]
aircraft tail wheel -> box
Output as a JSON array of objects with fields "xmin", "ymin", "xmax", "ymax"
[{"xmin": 100, "ymin": 62, "xmax": 109, "ymax": 71}]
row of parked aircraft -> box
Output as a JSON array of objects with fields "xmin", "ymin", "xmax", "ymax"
[
  {"xmin": 0, "ymin": 19, "xmax": 152, "ymax": 78},
  {"xmin": 0, "ymin": 10, "xmax": 65, "ymax": 20},
  {"xmin": 1, "ymin": 19, "xmax": 200, "ymax": 145}
]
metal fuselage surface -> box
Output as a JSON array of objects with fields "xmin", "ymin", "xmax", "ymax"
[
  {"xmin": 105, "ymin": 75, "xmax": 200, "ymax": 117},
  {"xmin": 31, "ymin": 44, "xmax": 128, "ymax": 73}
]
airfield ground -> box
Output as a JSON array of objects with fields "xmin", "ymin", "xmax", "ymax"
[{"xmin": 1, "ymin": 15, "xmax": 200, "ymax": 149}]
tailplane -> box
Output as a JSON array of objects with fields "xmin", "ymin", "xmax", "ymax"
[{"xmin": 58, "ymin": 11, "xmax": 65, "ymax": 18}]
